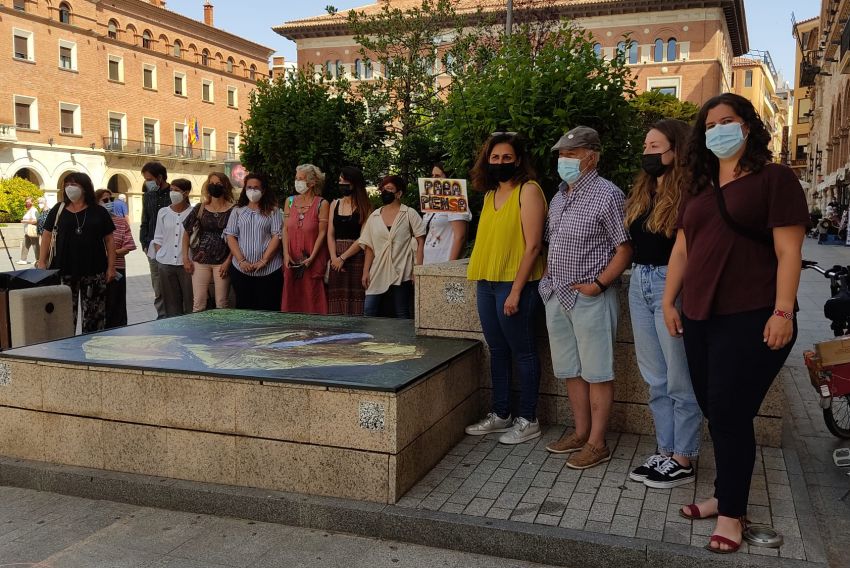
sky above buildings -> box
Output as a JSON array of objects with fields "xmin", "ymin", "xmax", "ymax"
[{"xmin": 169, "ymin": 0, "xmax": 818, "ymax": 86}]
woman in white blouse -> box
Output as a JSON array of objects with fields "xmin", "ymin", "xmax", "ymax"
[
  {"xmin": 360, "ymin": 175, "xmax": 426, "ymax": 318},
  {"xmin": 224, "ymin": 173, "xmax": 283, "ymax": 311},
  {"xmin": 152, "ymin": 178, "xmax": 193, "ymax": 317},
  {"xmin": 422, "ymin": 162, "xmax": 471, "ymax": 264}
]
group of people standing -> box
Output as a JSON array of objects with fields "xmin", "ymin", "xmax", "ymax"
[{"xmin": 463, "ymin": 92, "xmax": 808, "ymax": 554}]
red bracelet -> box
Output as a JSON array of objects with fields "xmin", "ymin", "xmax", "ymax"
[{"xmin": 773, "ymin": 309, "xmax": 794, "ymax": 320}]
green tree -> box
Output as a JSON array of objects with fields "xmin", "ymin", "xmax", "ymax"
[
  {"xmin": 240, "ymin": 70, "xmax": 384, "ymax": 198},
  {"xmin": 433, "ymin": 22, "xmax": 642, "ymax": 199},
  {"xmin": 630, "ymin": 90, "xmax": 700, "ymax": 131},
  {"xmin": 348, "ymin": 0, "xmax": 467, "ymax": 191},
  {"xmin": 0, "ymin": 177, "xmax": 42, "ymax": 222}
]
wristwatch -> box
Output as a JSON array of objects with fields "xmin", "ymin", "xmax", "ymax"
[{"xmin": 773, "ymin": 309, "xmax": 794, "ymax": 320}]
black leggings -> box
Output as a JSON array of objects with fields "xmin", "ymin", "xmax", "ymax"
[
  {"xmin": 682, "ymin": 307, "xmax": 796, "ymax": 518},
  {"xmin": 229, "ymin": 265, "xmax": 283, "ymax": 311}
]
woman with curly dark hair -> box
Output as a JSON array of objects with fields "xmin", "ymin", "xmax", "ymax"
[{"xmin": 661, "ymin": 93, "xmax": 808, "ymax": 553}]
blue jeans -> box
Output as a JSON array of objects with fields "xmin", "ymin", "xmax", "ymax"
[
  {"xmin": 364, "ymin": 281, "xmax": 413, "ymax": 318},
  {"xmin": 476, "ymin": 280, "xmax": 541, "ymax": 420},
  {"xmin": 629, "ymin": 264, "xmax": 702, "ymax": 458}
]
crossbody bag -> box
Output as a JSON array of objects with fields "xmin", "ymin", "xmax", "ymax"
[
  {"xmin": 46, "ymin": 202, "xmax": 66, "ymax": 267},
  {"xmin": 713, "ymin": 172, "xmax": 773, "ymax": 247}
]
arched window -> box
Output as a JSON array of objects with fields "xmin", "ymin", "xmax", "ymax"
[
  {"xmin": 653, "ymin": 39, "xmax": 664, "ymax": 62},
  {"xmin": 629, "ymin": 41, "xmax": 639, "ymax": 64},
  {"xmin": 159, "ymin": 34, "xmax": 169, "ymax": 53},
  {"xmin": 126, "ymin": 24, "xmax": 137, "ymax": 45},
  {"xmin": 667, "ymin": 38, "xmax": 678, "ymax": 62},
  {"xmin": 325, "ymin": 60, "xmax": 333, "ymax": 77},
  {"xmin": 249, "ymin": 64, "xmax": 257, "ymax": 80},
  {"xmin": 354, "ymin": 59, "xmax": 363, "ymax": 78},
  {"xmin": 444, "ymin": 53, "xmax": 455, "ymax": 75},
  {"xmin": 616, "ymin": 41, "xmax": 626, "ymax": 58},
  {"xmin": 107, "ymin": 20, "xmax": 118, "ymax": 40},
  {"xmin": 173, "ymin": 40, "xmax": 182, "ymax": 58},
  {"xmin": 142, "ymin": 30, "xmax": 152, "ymax": 49},
  {"xmin": 58, "ymin": 2, "xmax": 71, "ymax": 24},
  {"xmin": 335, "ymin": 60, "xmax": 343, "ymax": 78},
  {"xmin": 227, "ymin": 57, "xmax": 234, "ymax": 73},
  {"xmin": 201, "ymin": 49, "xmax": 210, "ymax": 66},
  {"xmin": 592, "ymin": 43, "xmax": 602, "ymax": 59},
  {"xmin": 364, "ymin": 59, "xmax": 374, "ymax": 79}
]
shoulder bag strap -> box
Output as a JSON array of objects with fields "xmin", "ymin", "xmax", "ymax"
[{"xmin": 713, "ymin": 171, "xmax": 773, "ymax": 247}]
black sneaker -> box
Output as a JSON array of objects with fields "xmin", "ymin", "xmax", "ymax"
[
  {"xmin": 628, "ymin": 454, "xmax": 666, "ymax": 482},
  {"xmin": 643, "ymin": 457, "xmax": 695, "ymax": 488}
]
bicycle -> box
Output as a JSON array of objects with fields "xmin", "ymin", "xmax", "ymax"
[{"xmin": 802, "ymin": 260, "xmax": 850, "ymax": 438}]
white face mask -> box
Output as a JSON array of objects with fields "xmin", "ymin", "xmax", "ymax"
[
  {"xmin": 65, "ymin": 185, "xmax": 83, "ymax": 202},
  {"xmin": 169, "ymin": 191, "xmax": 185, "ymax": 205},
  {"xmin": 246, "ymin": 188, "xmax": 262, "ymax": 203},
  {"xmin": 294, "ymin": 180, "xmax": 309, "ymax": 194}
]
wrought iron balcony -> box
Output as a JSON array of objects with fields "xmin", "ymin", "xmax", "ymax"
[
  {"xmin": 102, "ymin": 137, "xmax": 232, "ymax": 162},
  {"xmin": 800, "ymin": 52, "xmax": 820, "ymax": 87}
]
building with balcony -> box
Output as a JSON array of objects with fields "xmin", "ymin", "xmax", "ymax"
[
  {"xmin": 790, "ymin": 16, "xmax": 819, "ymax": 196},
  {"xmin": 730, "ymin": 51, "xmax": 789, "ymax": 162},
  {"xmin": 801, "ymin": 1, "xmax": 850, "ymax": 212},
  {"xmin": 0, "ymin": 0, "xmax": 273, "ymax": 220},
  {"xmin": 274, "ymin": 0, "xmax": 749, "ymax": 106}
]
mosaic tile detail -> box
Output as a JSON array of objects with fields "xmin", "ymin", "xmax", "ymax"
[
  {"xmin": 444, "ymin": 282, "xmax": 466, "ymax": 305},
  {"xmin": 359, "ymin": 401, "xmax": 385, "ymax": 431}
]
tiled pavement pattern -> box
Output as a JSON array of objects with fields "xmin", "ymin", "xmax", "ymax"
[{"xmin": 396, "ymin": 429, "xmax": 812, "ymax": 560}]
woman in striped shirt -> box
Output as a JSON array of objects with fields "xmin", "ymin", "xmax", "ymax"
[
  {"xmin": 224, "ymin": 173, "xmax": 283, "ymax": 311},
  {"xmin": 97, "ymin": 189, "xmax": 136, "ymax": 328}
]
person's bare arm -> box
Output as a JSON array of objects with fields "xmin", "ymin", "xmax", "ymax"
[
  {"xmin": 662, "ymin": 230, "xmax": 688, "ymax": 337},
  {"xmin": 764, "ymin": 225, "xmax": 805, "ymax": 349},
  {"xmin": 504, "ymin": 183, "xmax": 546, "ymax": 316},
  {"xmin": 448, "ymin": 220, "xmax": 468, "ymax": 260}
]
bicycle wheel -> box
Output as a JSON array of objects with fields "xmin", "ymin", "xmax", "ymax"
[{"xmin": 824, "ymin": 395, "xmax": 850, "ymax": 439}]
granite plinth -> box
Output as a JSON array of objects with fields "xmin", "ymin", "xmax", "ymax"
[
  {"xmin": 0, "ymin": 311, "xmax": 483, "ymax": 503},
  {"xmin": 415, "ymin": 260, "xmax": 784, "ymax": 447}
]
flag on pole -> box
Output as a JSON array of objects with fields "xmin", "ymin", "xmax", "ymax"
[
  {"xmin": 188, "ymin": 118, "xmax": 197, "ymax": 145},
  {"xmin": 192, "ymin": 119, "xmax": 200, "ymax": 146},
  {"xmin": 182, "ymin": 119, "xmax": 189, "ymax": 149}
]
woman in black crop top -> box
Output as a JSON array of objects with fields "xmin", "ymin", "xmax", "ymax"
[
  {"xmin": 623, "ymin": 119, "xmax": 702, "ymax": 491},
  {"xmin": 326, "ymin": 166, "xmax": 373, "ymax": 315}
]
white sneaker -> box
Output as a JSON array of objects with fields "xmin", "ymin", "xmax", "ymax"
[
  {"xmin": 498, "ymin": 417, "xmax": 541, "ymax": 445},
  {"xmin": 465, "ymin": 412, "xmax": 512, "ymax": 436},
  {"xmin": 15, "ymin": 260, "xmax": 28, "ymax": 265}
]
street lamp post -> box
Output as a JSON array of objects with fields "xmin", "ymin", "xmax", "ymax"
[{"xmin": 506, "ymin": 0, "xmax": 513, "ymax": 36}]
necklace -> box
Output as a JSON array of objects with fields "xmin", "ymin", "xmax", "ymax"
[{"xmin": 73, "ymin": 209, "xmax": 87, "ymax": 235}]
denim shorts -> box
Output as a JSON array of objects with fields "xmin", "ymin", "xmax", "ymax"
[{"xmin": 544, "ymin": 289, "xmax": 618, "ymax": 383}]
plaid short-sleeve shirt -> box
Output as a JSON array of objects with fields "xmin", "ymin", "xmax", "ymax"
[{"xmin": 539, "ymin": 170, "xmax": 630, "ymax": 311}]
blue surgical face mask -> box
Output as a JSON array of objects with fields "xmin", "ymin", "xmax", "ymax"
[
  {"xmin": 144, "ymin": 180, "xmax": 159, "ymax": 192},
  {"xmin": 557, "ymin": 157, "xmax": 582, "ymax": 184},
  {"xmin": 705, "ymin": 122, "xmax": 746, "ymax": 159}
]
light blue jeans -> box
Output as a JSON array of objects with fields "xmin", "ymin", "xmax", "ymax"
[{"xmin": 629, "ymin": 264, "xmax": 702, "ymax": 458}]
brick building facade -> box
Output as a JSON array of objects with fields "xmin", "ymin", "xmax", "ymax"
[
  {"xmin": 274, "ymin": 0, "xmax": 749, "ymax": 106},
  {"xmin": 0, "ymin": 0, "xmax": 272, "ymax": 220}
]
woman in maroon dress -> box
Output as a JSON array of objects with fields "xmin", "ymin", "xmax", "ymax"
[{"xmin": 281, "ymin": 164, "xmax": 330, "ymax": 314}]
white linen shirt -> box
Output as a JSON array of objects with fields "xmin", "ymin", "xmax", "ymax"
[
  {"xmin": 359, "ymin": 204, "xmax": 426, "ymax": 295},
  {"xmin": 152, "ymin": 206, "xmax": 193, "ymax": 266}
]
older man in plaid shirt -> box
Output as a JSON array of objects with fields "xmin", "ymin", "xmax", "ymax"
[{"xmin": 540, "ymin": 126, "xmax": 632, "ymax": 470}]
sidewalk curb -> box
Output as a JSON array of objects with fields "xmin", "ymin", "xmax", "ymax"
[{"xmin": 0, "ymin": 455, "xmax": 826, "ymax": 568}]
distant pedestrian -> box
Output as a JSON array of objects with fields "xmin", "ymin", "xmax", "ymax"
[
  {"xmin": 327, "ymin": 166, "xmax": 371, "ymax": 315},
  {"xmin": 464, "ymin": 133, "xmax": 546, "ymax": 445},
  {"xmin": 422, "ymin": 162, "xmax": 471, "ymax": 264},
  {"xmin": 19, "ymin": 197, "xmax": 40, "ymax": 265},
  {"xmin": 224, "ymin": 173, "xmax": 283, "ymax": 311},
  {"xmin": 624, "ymin": 120, "xmax": 702, "ymax": 489},
  {"xmin": 97, "ymin": 189, "xmax": 136, "ymax": 328},
  {"xmin": 152, "ymin": 179, "xmax": 193, "ymax": 317},
  {"xmin": 281, "ymin": 164, "xmax": 330, "ymax": 314},
  {"xmin": 359, "ymin": 175, "xmax": 425, "ymax": 318},
  {"xmin": 139, "ymin": 161, "xmax": 172, "ymax": 318},
  {"xmin": 182, "ymin": 172, "xmax": 235, "ymax": 312},
  {"xmin": 541, "ymin": 126, "xmax": 632, "ymax": 470},
  {"xmin": 37, "ymin": 173, "xmax": 116, "ymax": 332},
  {"xmin": 663, "ymin": 93, "xmax": 808, "ymax": 553}
]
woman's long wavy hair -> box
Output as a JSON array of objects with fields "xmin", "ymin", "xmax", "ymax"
[
  {"xmin": 686, "ymin": 92, "xmax": 772, "ymax": 195},
  {"xmin": 470, "ymin": 133, "xmax": 536, "ymax": 192},
  {"xmin": 624, "ymin": 119, "xmax": 691, "ymax": 238}
]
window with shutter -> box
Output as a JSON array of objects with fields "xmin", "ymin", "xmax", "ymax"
[
  {"xmin": 60, "ymin": 46, "xmax": 72, "ymax": 69},
  {"xmin": 14, "ymin": 35, "xmax": 28, "ymax": 59},
  {"xmin": 15, "ymin": 103, "xmax": 30, "ymax": 129},
  {"xmin": 144, "ymin": 68, "xmax": 154, "ymax": 89},
  {"xmin": 61, "ymin": 109, "xmax": 74, "ymax": 134},
  {"xmin": 109, "ymin": 59, "xmax": 120, "ymax": 81}
]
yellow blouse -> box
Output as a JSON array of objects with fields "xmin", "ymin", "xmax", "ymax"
[{"xmin": 467, "ymin": 182, "xmax": 546, "ymax": 282}]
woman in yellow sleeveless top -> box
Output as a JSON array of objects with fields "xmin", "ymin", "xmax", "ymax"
[{"xmin": 466, "ymin": 133, "xmax": 547, "ymax": 445}]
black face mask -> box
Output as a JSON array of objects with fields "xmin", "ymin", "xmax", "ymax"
[
  {"xmin": 487, "ymin": 162, "xmax": 518, "ymax": 184},
  {"xmin": 339, "ymin": 183, "xmax": 353, "ymax": 196},
  {"xmin": 380, "ymin": 190, "xmax": 396, "ymax": 205},
  {"xmin": 641, "ymin": 153, "xmax": 669, "ymax": 178},
  {"xmin": 208, "ymin": 183, "xmax": 225, "ymax": 198}
]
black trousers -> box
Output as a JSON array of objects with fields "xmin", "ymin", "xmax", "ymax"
[
  {"xmin": 682, "ymin": 307, "xmax": 796, "ymax": 517},
  {"xmin": 105, "ymin": 268, "xmax": 127, "ymax": 328},
  {"xmin": 229, "ymin": 265, "xmax": 283, "ymax": 311}
]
